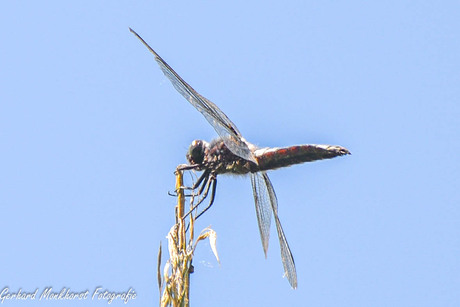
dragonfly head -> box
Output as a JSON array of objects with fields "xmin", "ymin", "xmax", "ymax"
[{"xmin": 186, "ymin": 140, "xmax": 209, "ymax": 165}]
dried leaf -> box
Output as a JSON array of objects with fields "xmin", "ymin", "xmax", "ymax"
[
  {"xmin": 208, "ymin": 229, "xmax": 220, "ymax": 264},
  {"xmin": 166, "ymin": 226, "xmax": 178, "ymax": 260},
  {"xmin": 163, "ymin": 261, "xmax": 171, "ymax": 283},
  {"xmin": 157, "ymin": 242, "xmax": 162, "ymax": 296},
  {"xmin": 195, "ymin": 227, "xmax": 220, "ymax": 264}
]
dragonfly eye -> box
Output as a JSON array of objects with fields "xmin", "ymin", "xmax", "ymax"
[{"xmin": 186, "ymin": 140, "xmax": 207, "ymax": 165}]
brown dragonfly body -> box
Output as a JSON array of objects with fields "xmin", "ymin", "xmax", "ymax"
[{"xmin": 131, "ymin": 28, "xmax": 350, "ymax": 289}]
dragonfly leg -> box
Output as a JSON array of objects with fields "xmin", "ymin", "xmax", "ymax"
[
  {"xmin": 168, "ymin": 168, "xmax": 210, "ymax": 197},
  {"xmin": 183, "ymin": 178, "xmax": 215, "ymax": 232},
  {"xmin": 176, "ymin": 163, "xmax": 201, "ymax": 172},
  {"xmin": 192, "ymin": 169, "xmax": 211, "ymax": 190},
  {"xmin": 195, "ymin": 177, "xmax": 217, "ymax": 220},
  {"xmin": 182, "ymin": 172, "xmax": 214, "ymax": 220},
  {"xmin": 168, "ymin": 190, "xmax": 195, "ymax": 197}
]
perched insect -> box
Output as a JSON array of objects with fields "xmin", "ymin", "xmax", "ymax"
[{"xmin": 131, "ymin": 28, "xmax": 350, "ymax": 288}]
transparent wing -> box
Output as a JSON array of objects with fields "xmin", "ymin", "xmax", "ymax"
[
  {"xmin": 250, "ymin": 173, "xmax": 273, "ymax": 256},
  {"xmin": 130, "ymin": 28, "xmax": 256, "ymax": 163},
  {"xmin": 251, "ymin": 172, "xmax": 298, "ymax": 289}
]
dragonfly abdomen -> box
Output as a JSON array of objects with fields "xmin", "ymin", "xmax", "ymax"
[{"xmin": 254, "ymin": 144, "xmax": 350, "ymax": 171}]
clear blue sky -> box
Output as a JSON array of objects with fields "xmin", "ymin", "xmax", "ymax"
[{"xmin": 1, "ymin": 1, "xmax": 459, "ymax": 306}]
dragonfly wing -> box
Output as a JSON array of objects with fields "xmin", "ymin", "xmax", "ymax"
[
  {"xmin": 250, "ymin": 173, "xmax": 273, "ymax": 256},
  {"xmin": 197, "ymin": 95, "xmax": 257, "ymax": 164},
  {"xmin": 130, "ymin": 29, "xmax": 256, "ymax": 163},
  {"xmin": 253, "ymin": 172, "xmax": 298, "ymax": 289}
]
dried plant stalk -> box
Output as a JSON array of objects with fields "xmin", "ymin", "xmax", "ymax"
[
  {"xmin": 159, "ymin": 168, "xmax": 190, "ymax": 307},
  {"xmin": 158, "ymin": 166, "xmax": 219, "ymax": 307}
]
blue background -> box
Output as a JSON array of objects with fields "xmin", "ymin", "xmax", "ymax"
[{"xmin": 1, "ymin": 1, "xmax": 459, "ymax": 306}]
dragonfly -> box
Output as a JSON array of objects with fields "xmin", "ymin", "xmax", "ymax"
[{"xmin": 130, "ymin": 28, "xmax": 350, "ymax": 289}]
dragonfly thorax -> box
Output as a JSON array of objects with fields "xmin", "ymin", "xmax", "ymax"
[{"xmin": 187, "ymin": 138, "xmax": 258, "ymax": 175}]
